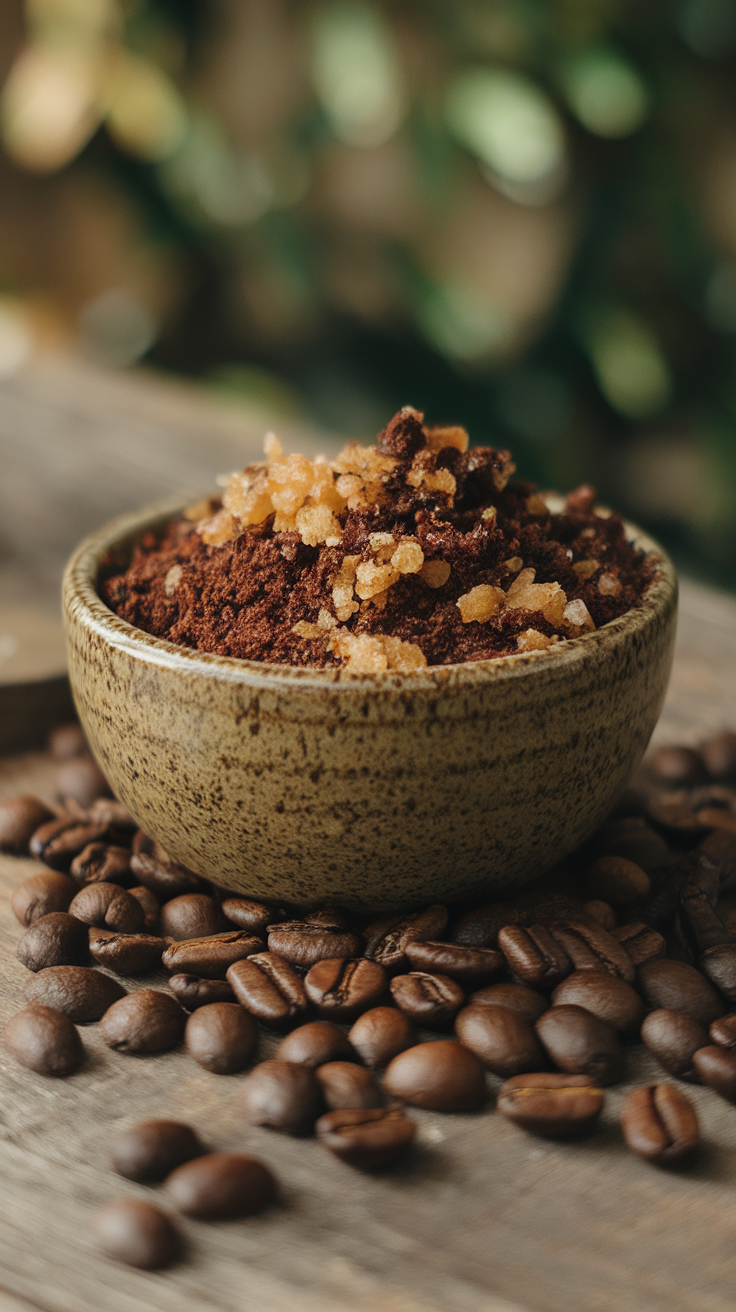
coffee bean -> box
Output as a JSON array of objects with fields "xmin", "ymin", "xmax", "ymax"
[
  {"xmin": 454, "ymin": 1004, "xmax": 546, "ymax": 1077},
  {"xmin": 316, "ymin": 1061, "xmax": 383, "ymax": 1110},
  {"xmin": 278, "ymin": 1021, "xmax": 359, "ymax": 1068},
  {"xmin": 697, "ymin": 939, "xmax": 736, "ymax": 1004},
  {"xmin": 4, "ymin": 1004, "xmax": 84, "ymax": 1076},
  {"xmin": 650, "ymin": 745, "xmax": 708, "ymax": 787},
  {"xmin": 131, "ymin": 829, "xmax": 154, "ymax": 856},
  {"xmin": 93, "ymin": 1198, "xmax": 181, "ymax": 1269},
  {"xmin": 403, "ymin": 941, "xmax": 504, "ymax": 989},
  {"xmin": 595, "ymin": 816, "xmax": 672, "ymax": 873},
  {"xmin": 348, "ymin": 1007, "xmax": 416, "ymax": 1068},
  {"xmin": 0, "ymin": 796, "xmax": 54, "ymax": 853},
  {"xmin": 128, "ymin": 885, "xmax": 160, "ymax": 932},
  {"xmin": 70, "ymin": 844, "xmax": 132, "ymax": 887},
  {"xmin": 709, "ymin": 1013, "xmax": 736, "ymax": 1048},
  {"xmin": 586, "ymin": 856, "xmax": 651, "ymax": 906},
  {"xmin": 469, "ymin": 983, "xmax": 548, "ymax": 1023},
  {"xmin": 316, "ymin": 1107, "xmax": 415, "ymax": 1169},
  {"xmin": 221, "ymin": 896, "xmax": 282, "ymax": 935},
  {"xmin": 26, "ymin": 965, "xmax": 126, "ymax": 1022},
  {"xmin": 68, "ymin": 883, "xmax": 144, "ymax": 934},
  {"xmin": 16, "ymin": 912, "xmax": 88, "ymax": 972},
  {"xmin": 30, "ymin": 817, "xmax": 108, "ymax": 872},
  {"xmin": 640, "ymin": 1009, "xmax": 709, "ymax": 1080},
  {"xmin": 99, "ymin": 989, "xmax": 186, "ymax": 1054},
  {"xmin": 85, "ymin": 798, "xmax": 136, "ymax": 831},
  {"xmin": 111, "ymin": 1120, "xmax": 205, "ymax": 1182},
  {"xmin": 185, "ymin": 1002, "xmax": 258, "ymax": 1074},
  {"xmin": 383, "ymin": 1039, "xmax": 486, "ymax": 1112},
  {"xmin": 364, "ymin": 905, "xmax": 448, "ymax": 973},
  {"xmin": 582, "ymin": 901, "xmax": 617, "ymax": 931},
  {"xmin": 304, "ymin": 957, "xmax": 387, "ymax": 1020},
  {"xmin": 129, "ymin": 852, "xmax": 203, "ymax": 901},
  {"xmin": 169, "ymin": 974, "xmax": 235, "ymax": 1010},
  {"xmin": 676, "ymin": 881, "xmax": 732, "ymax": 956},
  {"xmin": 692, "ymin": 1045, "xmax": 736, "ymax": 1100},
  {"xmin": 160, "ymin": 893, "xmax": 224, "ymax": 941},
  {"xmin": 497, "ymin": 925, "xmax": 571, "ymax": 991},
  {"xmin": 497, "ymin": 1073, "xmax": 605, "ymax": 1138},
  {"xmin": 702, "ymin": 731, "xmax": 736, "ymax": 783},
  {"xmin": 302, "ymin": 907, "xmax": 354, "ymax": 930},
  {"xmin": 165, "ymin": 1152, "xmax": 276, "ymax": 1220},
  {"xmin": 239, "ymin": 1059, "xmax": 324, "ymax": 1134},
  {"xmin": 56, "ymin": 754, "xmax": 111, "ymax": 809},
  {"xmin": 551, "ymin": 970, "xmax": 645, "ymax": 1035},
  {"xmin": 637, "ymin": 958, "xmax": 724, "ymax": 1026},
  {"xmin": 390, "ymin": 972, "xmax": 464, "ymax": 1028},
  {"xmin": 226, "ymin": 953, "xmax": 307, "ymax": 1030},
  {"xmin": 452, "ymin": 891, "xmax": 584, "ymax": 950},
  {"xmin": 549, "ymin": 919, "xmax": 635, "ymax": 983},
  {"xmin": 611, "ymin": 922, "xmax": 666, "ymax": 966},
  {"xmin": 700, "ymin": 829, "xmax": 736, "ymax": 892},
  {"xmin": 162, "ymin": 931, "xmax": 263, "ymax": 980},
  {"xmin": 643, "ymin": 850, "xmax": 720, "ymax": 925},
  {"xmin": 88, "ymin": 930, "xmax": 166, "ymax": 976},
  {"xmin": 49, "ymin": 722, "xmax": 87, "ymax": 760},
  {"xmin": 11, "ymin": 871, "xmax": 77, "ymax": 927},
  {"xmin": 646, "ymin": 792, "xmax": 708, "ymax": 840},
  {"xmin": 621, "ymin": 1084, "xmax": 699, "ymax": 1164},
  {"xmin": 267, "ymin": 921, "xmax": 363, "ymax": 969},
  {"xmin": 535, "ymin": 1005, "xmax": 624, "ymax": 1085}
]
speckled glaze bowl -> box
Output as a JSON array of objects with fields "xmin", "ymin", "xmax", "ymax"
[{"xmin": 62, "ymin": 498, "xmax": 677, "ymax": 912}]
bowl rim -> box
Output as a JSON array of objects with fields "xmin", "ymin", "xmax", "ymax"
[{"xmin": 63, "ymin": 494, "xmax": 678, "ymax": 692}]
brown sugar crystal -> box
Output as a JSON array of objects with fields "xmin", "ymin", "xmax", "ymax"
[{"xmin": 102, "ymin": 407, "xmax": 657, "ymax": 671}]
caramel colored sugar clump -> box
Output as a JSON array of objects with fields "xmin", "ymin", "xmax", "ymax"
[{"xmin": 104, "ymin": 406, "xmax": 657, "ymax": 669}]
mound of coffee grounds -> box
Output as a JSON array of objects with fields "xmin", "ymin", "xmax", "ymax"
[{"xmin": 103, "ymin": 406, "xmax": 656, "ymax": 670}]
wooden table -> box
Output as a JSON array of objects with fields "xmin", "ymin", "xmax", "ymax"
[{"xmin": 1, "ymin": 358, "xmax": 736, "ymax": 1312}]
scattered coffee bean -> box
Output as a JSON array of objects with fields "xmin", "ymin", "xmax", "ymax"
[
  {"xmin": 586, "ymin": 856, "xmax": 651, "ymax": 906},
  {"xmin": 26, "ymin": 964, "xmax": 126, "ymax": 1022},
  {"xmin": 160, "ymin": 893, "xmax": 224, "ymax": 941},
  {"xmin": 595, "ymin": 816, "xmax": 672, "ymax": 873},
  {"xmin": 650, "ymin": 745, "xmax": 708, "ymax": 787},
  {"xmin": 390, "ymin": 971, "xmax": 464, "ymax": 1028},
  {"xmin": 646, "ymin": 792, "xmax": 709, "ymax": 840},
  {"xmin": 239, "ymin": 1059, "xmax": 324, "ymax": 1134},
  {"xmin": 220, "ymin": 895, "xmax": 282, "ymax": 935},
  {"xmin": 348, "ymin": 1007, "xmax": 416, "ymax": 1068},
  {"xmin": 304, "ymin": 957, "xmax": 387, "ymax": 1020},
  {"xmin": 535, "ymin": 1005, "xmax": 624, "ymax": 1085},
  {"xmin": 68, "ymin": 882, "xmax": 144, "ymax": 934},
  {"xmin": 93, "ymin": 1198, "xmax": 181, "ymax": 1269},
  {"xmin": 278, "ymin": 1021, "xmax": 359, "ymax": 1068},
  {"xmin": 702, "ymin": 731, "xmax": 736, "ymax": 783},
  {"xmin": 69, "ymin": 843, "xmax": 132, "ymax": 887},
  {"xmin": 700, "ymin": 828, "xmax": 736, "ymax": 892},
  {"xmin": 128, "ymin": 884, "xmax": 160, "ymax": 932},
  {"xmin": 0, "ymin": 796, "xmax": 55, "ymax": 854},
  {"xmin": 11, "ymin": 871, "xmax": 76, "ymax": 926},
  {"xmin": 4, "ymin": 1004, "xmax": 84, "ymax": 1076},
  {"xmin": 165, "ymin": 1152, "xmax": 276, "ymax": 1220},
  {"xmin": 640, "ymin": 1009, "xmax": 709, "ymax": 1080},
  {"xmin": 637, "ymin": 958, "xmax": 724, "ymax": 1026},
  {"xmin": 16, "ymin": 911, "xmax": 88, "ymax": 971},
  {"xmin": 469, "ymin": 982, "xmax": 548, "ymax": 1022},
  {"xmin": 85, "ymin": 798, "xmax": 136, "ymax": 831},
  {"xmin": 455, "ymin": 1004, "xmax": 546, "ymax": 1077},
  {"xmin": 169, "ymin": 974, "xmax": 235, "ymax": 1010},
  {"xmin": 267, "ymin": 921, "xmax": 363, "ymax": 969},
  {"xmin": 709, "ymin": 1014, "xmax": 736, "ymax": 1048},
  {"xmin": 582, "ymin": 900, "xmax": 617, "ymax": 931},
  {"xmin": 29, "ymin": 817, "xmax": 108, "ymax": 872},
  {"xmin": 698, "ymin": 942, "xmax": 736, "ymax": 1004},
  {"xmin": 111, "ymin": 1119, "xmax": 205, "ymax": 1182},
  {"xmin": 551, "ymin": 970, "xmax": 645, "ymax": 1035},
  {"xmin": 364, "ymin": 905, "xmax": 448, "ymax": 973},
  {"xmin": 185, "ymin": 1002, "xmax": 258, "ymax": 1074},
  {"xmin": 611, "ymin": 922, "xmax": 666, "ymax": 966},
  {"xmin": 676, "ymin": 881, "xmax": 732, "ymax": 956},
  {"xmin": 452, "ymin": 891, "xmax": 584, "ymax": 949},
  {"xmin": 88, "ymin": 930, "xmax": 166, "ymax": 976},
  {"xmin": 55, "ymin": 755, "xmax": 111, "ymax": 808},
  {"xmin": 692, "ymin": 1045, "xmax": 736, "ymax": 1101},
  {"xmin": 496, "ymin": 925, "xmax": 571, "ymax": 991},
  {"xmin": 403, "ymin": 941, "xmax": 504, "ymax": 989},
  {"xmin": 316, "ymin": 1060, "xmax": 383, "ymax": 1110},
  {"xmin": 226, "ymin": 953, "xmax": 308, "ymax": 1030},
  {"xmin": 621, "ymin": 1084, "xmax": 699, "ymax": 1164},
  {"xmin": 383, "ymin": 1039, "xmax": 486, "ymax": 1112},
  {"xmin": 99, "ymin": 989, "xmax": 186, "ymax": 1054},
  {"xmin": 49, "ymin": 722, "xmax": 87, "ymax": 760},
  {"xmin": 129, "ymin": 852, "xmax": 203, "ymax": 901},
  {"xmin": 497, "ymin": 1073, "xmax": 604, "ymax": 1138},
  {"xmin": 162, "ymin": 931, "xmax": 263, "ymax": 979},
  {"xmin": 549, "ymin": 919, "xmax": 635, "ymax": 983},
  {"xmin": 316, "ymin": 1107, "xmax": 415, "ymax": 1169}
]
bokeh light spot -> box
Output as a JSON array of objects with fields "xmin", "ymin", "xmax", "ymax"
[
  {"xmin": 445, "ymin": 68, "xmax": 565, "ymax": 190},
  {"xmin": 79, "ymin": 288, "xmax": 157, "ymax": 367},
  {"xmin": 584, "ymin": 307, "xmax": 672, "ymax": 419},
  {"xmin": 312, "ymin": 3, "xmax": 403, "ymax": 149},
  {"xmin": 562, "ymin": 48, "xmax": 649, "ymax": 139}
]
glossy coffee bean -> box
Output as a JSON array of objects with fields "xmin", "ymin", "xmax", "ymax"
[
  {"xmin": 551, "ymin": 970, "xmax": 645, "ymax": 1035},
  {"xmin": 364, "ymin": 905, "xmax": 448, "ymax": 973},
  {"xmin": 621, "ymin": 1084, "xmax": 699, "ymax": 1164},
  {"xmin": 304, "ymin": 957, "xmax": 388, "ymax": 1020},
  {"xmin": 85, "ymin": 798, "xmax": 136, "ymax": 831},
  {"xmin": 316, "ymin": 1107, "xmax": 415, "ymax": 1169},
  {"xmin": 348, "ymin": 1007, "xmax": 416, "ymax": 1068},
  {"xmin": 586, "ymin": 856, "xmax": 651, "ymax": 906},
  {"xmin": 267, "ymin": 921, "xmax": 362, "ymax": 969},
  {"xmin": 0, "ymin": 796, "xmax": 54, "ymax": 853},
  {"xmin": 640, "ymin": 1009, "xmax": 709, "ymax": 1080},
  {"xmin": 700, "ymin": 829, "xmax": 736, "ymax": 892},
  {"xmin": 637, "ymin": 959, "xmax": 724, "ymax": 1026},
  {"xmin": 497, "ymin": 924, "xmax": 571, "ymax": 991},
  {"xmin": 699, "ymin": 943, "xmax": 736, "ymax": 1004},
  {"xmin": 709, "ymin": 1013, "xmax": 736, "ymax": 1048},
  {"xmin": 99, "ymin": 989, "xmax": 186, "ymax": 1054},
  {"xmin": 49, "ymin": 723, "xmax": 87, "ymax": 760},
  {"xmin": 692, "ymin": 1045, "xmax": 736, "ymax": 1101},
  {"xmin": 169, "ymin": 975, "xmax": 235, "ymax": 1010},
  {"xmin": 226, "ymin": 953, "xmax": 307, "ymax": 1030},
  {"xmin": 497, "ymin": 1073, "xmax": 604, "ymax": 1138},
  {"xmin": 702, "ymin": 731, "xmax": 736, "ymax": 783},
  {"xmin": 16, "ymin": 912, "xmax": 88, "ymax": 971},
  {"xmin": 165, "ymin": 1153, "xmax": 276, "ymax": 1220},
  {"xmin": 111, "ymin": 1120, "xmax": 205, "ymax": 1182},
  {"xmin": 69, "ymin": 843, "xmax": 132, "ymax": 887},
  {"xmin": 129, "ymin": 852, "xmax": 203, "ymax": 901},
  {"xmin": 390, "ymin": 972, "xmax": 464, "ymax": 1028},
  {"xmin": 278, "ymin": 1021, "xmax": 359, "ymax": 1068},
  {"xmin": 239, "ymin": 1059, "xmax": 324, "ymax": 1135},
  {"xmin": 11, "ymin": 871, "xmax": 76, "ymax": 926},
  {"xmin": 4, "ymin": 1004, "xmax": 84, "ymax": 1076},
  {"xmin": 549, "ymin": 919, "xmax": 635, "ymax": 983},
  {"xmin": 595, "ymin": 816, "xmax": 672, "ymax": 873},
  {"xmin": 383, "ymin": 1039, "xmax": 486, "ymax": 1112},
  {"xmin": 68, "ymin": 883, "xmax": 144, "ymax": 934},
  {"xmin": 650, "ymin": 745, "xmax": 708, "ymax": 786},
  {"xmin": 611, "ymin": 922, "xmax": 666, "ymax": 966},
  {"xmin": 582, "ymin": 901, "xmax": 617, "ymax": 931},
  {"xmin": 93, "ymin": 1198, "xmax": 181, "ymax": 1269},
  {"xmin": 455, "ymin": 1004, "xmax": 545, "ymax": 1077},
  {"xmin": 162, "ymin": 932, "xmax": 263, "ymax": 980},
  {"xmin": 316, "ymin": 1061, "xmax": 383, "ymax": 1110},
  {"xmin": 30, "ymin": 817, "xmax": 108, "ymax": 872},
  {"xmin": 26, "ymin": 965, "xmax": 125, "ymax": 1022},
  {"xmin": 452, "ymin": 892, "xmax": 583, "ymax": 950},
  {"xmin": 403, "ymin": 941, "xmax": 503, "ymax": 989},
  {"xmin": 128, "ymin": 884, "xmax": 160, "ymax": 932},
  {"xmin": 535, "ymin": 1005, "xmax": 624, "ymax": 1085},
  {"xmin": 88, "ymin": 930, "xmax": 166, "ymax": 976},
  {"xmin": 56, "ymin": 755, "xmax": 111, "ymax": 807},
  {"xmin": 469, "ymin": 983, "xmax": 548, "ymax": 1023},
  {"xmin": 220, "ymin": 895, "xmax": 282, "ymax": 936},
  {"xmin": 185, "ymin": 1003, "xmax": 258, "ymax": 1074},
  {"xmin": 160, "ymin": 893, "xmax": 224, "ymax": 941}
]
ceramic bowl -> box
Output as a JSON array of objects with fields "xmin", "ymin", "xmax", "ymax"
[{"xmin": 62, "ymin": 499, "xmax": 677, "ymax": 912}]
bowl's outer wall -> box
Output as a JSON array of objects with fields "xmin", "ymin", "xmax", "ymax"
[{"xmin": 63, "ymin": 505, "xmax": 677, "ymax": 912}]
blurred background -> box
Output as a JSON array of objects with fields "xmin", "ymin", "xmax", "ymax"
[{"xmin": 0, "ymin": 0, "xmax": 735, "ymax": 591}]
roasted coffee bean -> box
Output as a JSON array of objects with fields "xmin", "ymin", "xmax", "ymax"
[
  {"xmin": 646, "ymin": 792, "xmax": 709, "ymax": 839},
  {"xmin": 621, "ymin": 1084, "xmax": 699, "ymax": 1164},
  {"xmin": 348, "ymin": 1007, "xmax": 416, "ymax": 1068},
  {"xmin": 220, "ymin": 896, "xmax": 282, "ymax": 936},
  {"xmin": 29, "ymin": 817, "xmax": 108, "ymax": 872},
  {"xmin": 56, "ymin": 755, "xmax": 111, "ymax": 808},
  {"xmin": 364, "ymin": 905, "xmax": 448, "ymax": 973},
  {"xmin": 611, "ymin": 922, "xmax": 666, "ymax": 966},
  {"xmin": 582, "ymin": 901, "xmax": 617, "ymax": 931},
  {"xmin": 642, "ymin": 850, "xmax": 719, "ymax": 926},
  {"xmin": 316, "ymin": 1107, "xmax": 415, "ymax": 1169},
  {"xmin": 68, "ymin": 882, "xmax": 144, "ymax": 934},
  {"xmin": 185, "ymin": 1003, "xmax": 258, "ymax": 1074},
  {"xmin": 455, "ymin": 1004, "xmax": 545, "ymax": 1077},
  {"xmin": 128, "ymin": 884, "xmax": 160, "ymax": 932},
  {"xmin": 650, "ymin": 745, "xmax": 708, "ymax": 787},
  {"xmin": 676, "ymin": 881, "xmax": 732, "ymax": 957},
  {"xmin": 469, "ymin": 982, "xmax": 548, "ymax": 1022},
  {"xmin": 549, "ymin": 919, "xmax": 635, "ymax": 983},
  {"xmin": 452, "ymin": 891, "xmax": 584, "ymax": 950},
  {"xmin": 700, "ymin": 828, "xmax": 736, "ymax": 892},
  {"xmin": 162, "ymin": 931, "xmax": 263, "ymax": 980},
  {"xmin": 304, "ymin": 957, "xmax": 387, "ymax": 1020},
  {"xmin": 69, "ymin": 843, "xmax": 132, "ymax": 887},
  {"xmin": 710, "ymin": 1014, "xmax": 736, "ymax": 1048},
  {"xmin": 111, "ymin": 1119, "xmax": 204, "ymax": 1182},
  {"xmin": 278, "ymin": 1021, "xmax": 359, "ymax": 1068},
  {"xmin": 698, "ymin": 943, "xmax": 736, "ymax": 1004},
  {"xmin": 16, "ymin": 912, "xmax": 88, "ymax": 971},
  {"xmin": 390, "ymin": 971, "xmax": 464, "ymax": 1028},
  {"xmin": 702, "ymin": 731, "xmax": 736, "ymax": 783},
  {"xmin": 266, "ymin": 921, "xmax": 362, "ymax": 969},
  {"xmin": 535, "ymin": 1005, "xmax": 624, "ymax": 1085},
  {"xmin": 640, "ymin": 1009, "xmax": 708, "ymax": 1080},
  {"xmin": 49, "ymin": 722, "xmax": 87, "ymax": 760},
  {"xmin": 403, "ymin": 941, "xmax": 503, "ymax": 989},
  {"xmin": 165, "ymin": 1152, "xmax": 276, "ymax": 1220},
  {"xmin": 93, "ymin": 1198, "xmax": 181, "ymax": 1269},
  {"xmin": 11, "ymin": 871, "xmax": 76, "ymax": 926},
  {"xmin": 129, "ymin": 852, "xmax": 203, "ymax": 901},
  {"xmin": 0, "ymin": 796, "xmax": 54, "ymax": 853},
  {"xmin": 4, "ymin": 1004, "xmax": 84, "ymax": 1076},
  {"xmin": 160, "ymin": 893, "xmax": 224, "ymax": 941},
  {"xmin": 86, "ymin": 798, "xmax": 136, "ymax": 831},
  {"xmin": 551, "ymin": 970, "xmax": 645, "ymax": 1035},
  {"xmin": 637, "ymin": 958, "xmax": 724, "ymax": 1026},
  {"xmin": 302, "ymin": 907, "xmax": 354, "ymax": 930},
  {"xmin": 586, "ymin": 856, "xmax": 651, "ymax": 906},
  {"xmin": 169, "ymin": 974, "xmax": 235, "ymax": 1010},
  {"xmin": 497, "ymin": 924, "xmax": 571, "ymax": 991},
  {"xmin": 226, "ymin": 953, "xmax": 307, "ymax": 1030},
  {"xmin": 497, "ymin": 1073, "xmax": 604, "ymax": 1138},
  {"xmin": 595, "ymin": 816, "xmax": 672, "ymax": 874},
  {"xmin": 99, "ymin": 989, "xmax": 186, "ymax": 1054},
  {"xmin": 384, "ymin": 1039, "xmax": 486, "ymax": 1112},
  {"xmin": 131, "ymin": 829, "xmax": 153, "ymax": 855},
  {"xmin": 88, "ymin": 930, "xmax": 166, "ymax": 976},
  {"xmin": 692, "ymin": 1045, "xmax": 736, "ymax": 1101},
  {"xmin": 239, "ymin": 1059, "xmax": 324, "ymax": 1134},
  {"xmin": 26, "ymin": 965, "xmax": 125, "ymax": 1022},
  {"xmin": 316, "ymin": 1061, "xmax": 383, "ymax": 1110}
]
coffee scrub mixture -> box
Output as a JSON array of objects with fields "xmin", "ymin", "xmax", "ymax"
[{"xmin": 104, "ymin": 407, "xmax": 656, "ymax": 672}]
